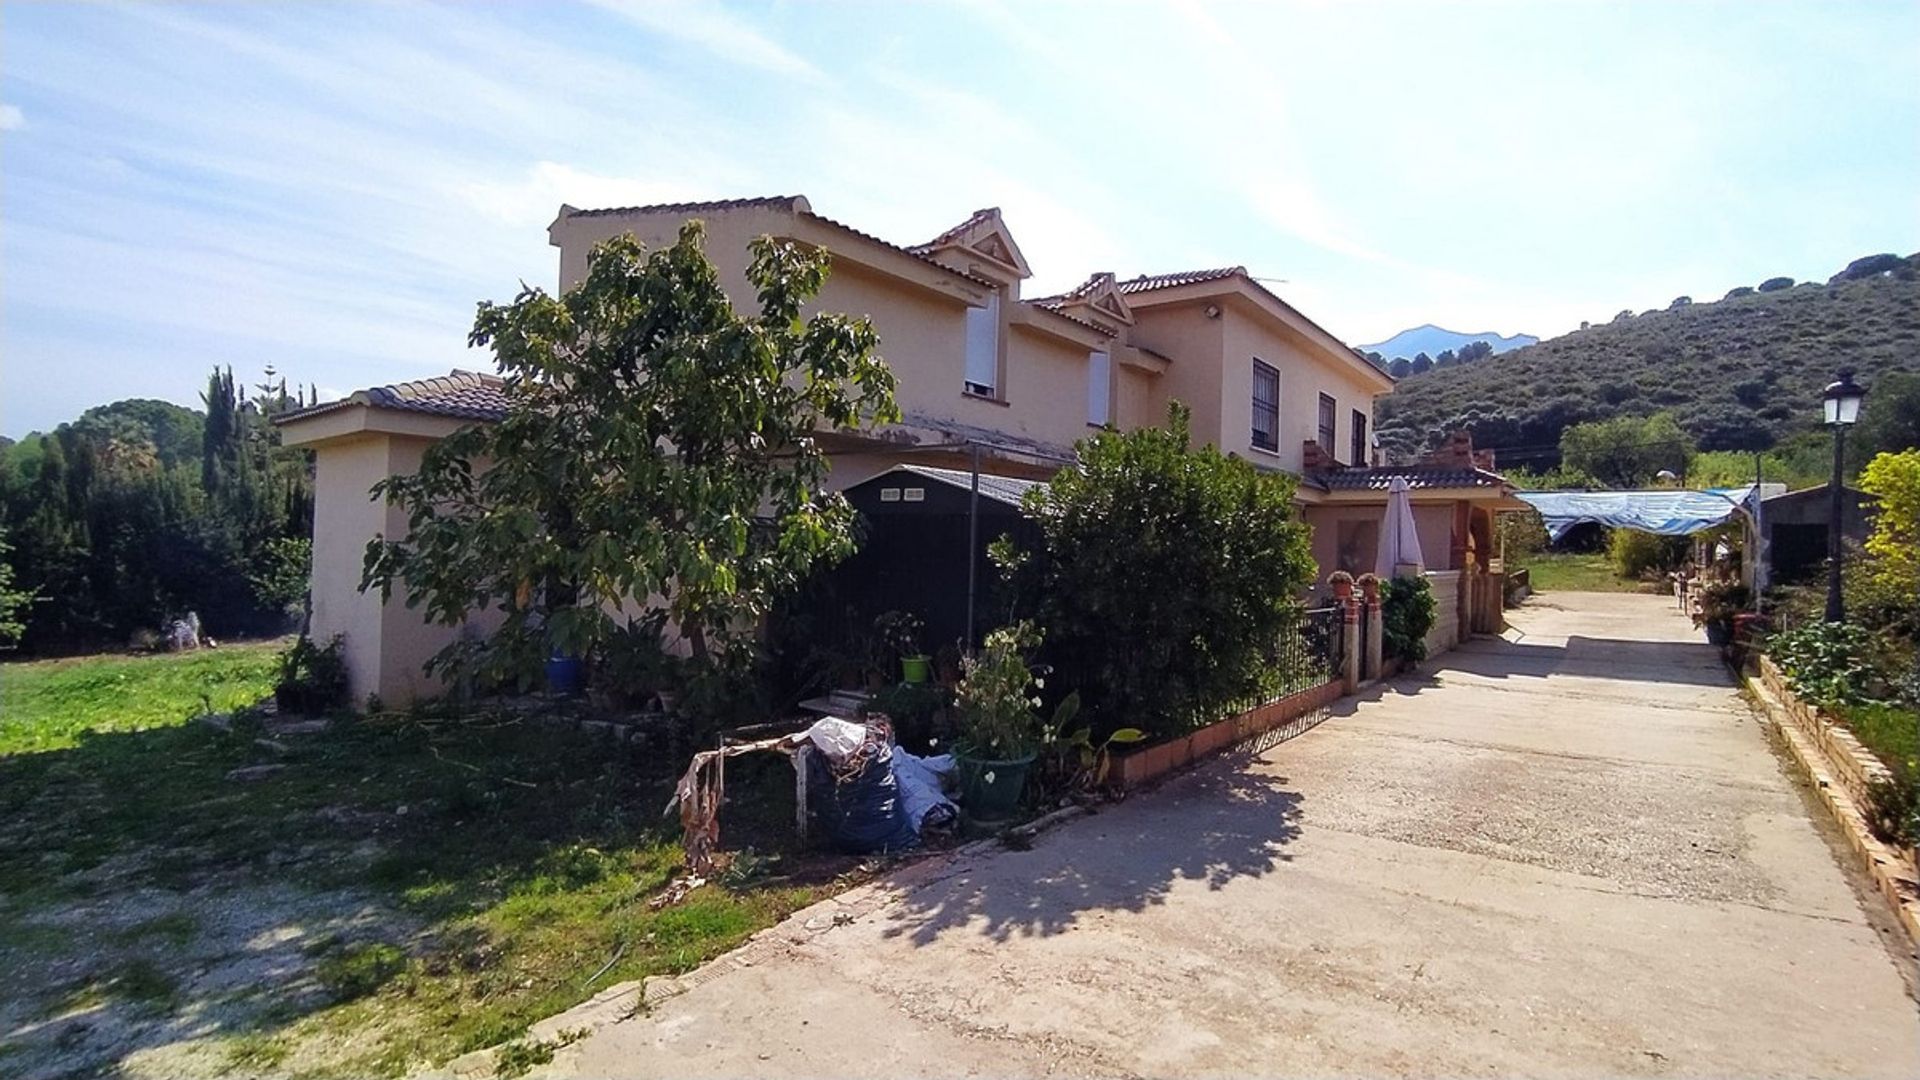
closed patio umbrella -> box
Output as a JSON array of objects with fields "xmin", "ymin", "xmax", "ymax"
[{"xmin": 1376, "ymin": 476, "xmax": 1425, "ymax": 578}]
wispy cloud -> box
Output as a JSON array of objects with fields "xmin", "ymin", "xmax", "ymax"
[
  {"xmin": 588, "ymin": 0, "xmax": 823, "ymax": 80},
  {"xmin": 0, "ymin": 104, "xmax": 23, "ymax": 130}
]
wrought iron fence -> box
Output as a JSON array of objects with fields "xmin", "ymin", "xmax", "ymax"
[{"xmin": 1182, "ymin": 604, "xmax": 1345, "ymax": 734}]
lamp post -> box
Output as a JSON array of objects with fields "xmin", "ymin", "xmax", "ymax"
[{"xmin": 1822, "ymin": 370, "xmax": 1866, "ymax": 623}]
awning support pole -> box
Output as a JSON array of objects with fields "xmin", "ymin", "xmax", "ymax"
[{"xmin": 966, "ymin": 443, "xmax": 981, "ymax": 653}]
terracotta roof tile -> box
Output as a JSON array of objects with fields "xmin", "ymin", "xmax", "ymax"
[
  {"xmin": 799, "ymin": 211, "xmax": 999, "ymax": 287},
  {"xmin": 908, "ymin": 208, "xmax": 999, "ymax": 253},
  {"xmin": 274, "ymin": 370, "xmax": 509, "ymax": 425},
  {"xmin": 1114, "ymin": 267, "xmax": 1247, "ymax": 294},
  {"xmin": 560, "ymin": 196, "xmax": 807, "ymax": 219},
  {"xmin": 1311, "ymin": 465, "xmax": 1509, "ymax": 492}
]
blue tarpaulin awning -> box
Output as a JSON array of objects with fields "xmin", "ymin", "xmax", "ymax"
[{"xmin": 1514, "ymin": 488, "xmax": 1757, "ymax": 542}]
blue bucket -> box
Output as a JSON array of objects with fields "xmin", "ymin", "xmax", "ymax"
[{"xmin": 545, "ymin": 654, "xmax": 585, "ymax": 696}]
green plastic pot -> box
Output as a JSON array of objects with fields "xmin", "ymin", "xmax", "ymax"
[
  {"xmin": 900, "ymin": 655, "xmax": 932, "ymax": 684},
  {"xmin": 956, "ymin": 752, "xmax": 1036, "ymax": 821}
]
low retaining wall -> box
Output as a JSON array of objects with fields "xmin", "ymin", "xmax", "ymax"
[
  {"xmin": 1757, "ymin": 656, "xmax": 1896, "ymax": 812},
  {"xmin": 1113, "ymin": 679, "xmax": 1344, "ymax": 790},
  {"xmin": 1750, "ymin": 656, "xmax": 1919, "ymax": 946}
]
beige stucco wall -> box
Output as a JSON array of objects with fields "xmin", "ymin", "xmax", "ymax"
[
  {"xmin": 550, "ymin": 207, "xmax": 1117, "ymax": 458},
  {"xmin": 1219, "ymin": 302, "xmax": 1384, "ymax": 473},
  {"xmin": 307, "ymin": 430, "xmax": 504, "ymax": 707},
  {"xmin": 1127, "ymin": 302, "xmax": 1224, "ymax": 448}
]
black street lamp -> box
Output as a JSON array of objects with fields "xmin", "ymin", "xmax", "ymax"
[{"xmin": 1822, "ymin": 370, "xmax": 1866, "ymax": 623}]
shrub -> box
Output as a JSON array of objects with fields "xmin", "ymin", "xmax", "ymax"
[
  {"xmin": 1757, "ymin": 276, "xmax": 1794, "ymax": 292},
  {"xmin": 1608, "ymin": 529, "xmax": 1687, "ymax": 580},
  {"xmin": 1012, "ymin": 403, "xmax": 1315, "ymax": 738},
  {"xmin": 275, "ymin": 635, "xmax": 350, "ymax": 715},
  {"xmin": 953, "ymin": 622, "xmax": 1049, "ymax": 760},
  {"xmin": 1382, "ymin": 576, "xmax": 1437, "ymax": 661},
  {"xmin": 1865, "ymin": 771, "xmax": 1920, "ymax": 846},
  {"xmin": 1767, "ymin": 622, "xmax": 1885, "ymax": 708},
  {"xmin": 1856, "ymin": 450, "xmax": 1920, "ymax": 642}
]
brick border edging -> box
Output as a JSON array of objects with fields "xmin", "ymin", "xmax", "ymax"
[
  {"xmin": 1747, "ymin": 660, "xmax": 1920, "ymax": 948},
  {"xmin": 1111, "ymin": 679, "xmax": 1344, "ymax": 790}
]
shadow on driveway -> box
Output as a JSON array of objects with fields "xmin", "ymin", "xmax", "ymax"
[{"xmin": 883, "ymin": 765, "xmax": 1304, "ymax": 947}]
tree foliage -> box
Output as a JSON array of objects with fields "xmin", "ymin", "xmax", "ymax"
[
  {"xmin": 1005, "ymin": 403, "xmax": 1316, "ymax": 738},
  {"xmin": 1377, "ymin": 256, "xmax": 1920, "ymax": 462},
  {"xmin": 0, "ymin": 381, "xmax": 315, "ymax": 651},
  {"xmin": 1855, "ymin": 449, "xmax": 1920, "ymax": 641},
  {"xmin": 363, "ymin": 223, "xmax": 899, "ymax": 700},
  {"xmin": 1558, "ymin": 412, "xmax": 1695, "ymax": 488}
]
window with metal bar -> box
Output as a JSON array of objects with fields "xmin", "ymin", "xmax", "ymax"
[
  {"xmin": 1318, "ymin": 393, "xmax": 1338, "ymax": 462},
  {"xmin": 1251, "ymin": 360, "xmax": 1279, "ymax": 451},
  {"xmin": 1351, "ymin": 409, "xmax": 1368, "ymax": 467}
]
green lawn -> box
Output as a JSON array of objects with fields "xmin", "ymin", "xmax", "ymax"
[
  {"xmin": 1, "ymin": 639, "xmax": 289, "ymax": 754},
  {"xmin": 1517, "ymin": 552, "xmax": 1649, "ymax": 594},
  {"xmin": 0, "ymin": 645, "xmax": 853, "ymax": 1078}
]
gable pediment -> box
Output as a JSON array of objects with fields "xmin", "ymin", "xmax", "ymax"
[
  {"xmin": 1061, "ymin": 271, "xmax": 1134, "ymax": 326},
  {"xmin": 918, "ymin": 207, "xmax": 1031, "ymax": 281}
]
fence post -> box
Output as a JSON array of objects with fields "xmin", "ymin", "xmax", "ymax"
[
  {"xmin": 1360, "ymin": 573, "xmax": 1383, "ymax": 681},
  {"xmin": 1330, "ymin": 574, "xmax": 1361, "ymax": 694}
]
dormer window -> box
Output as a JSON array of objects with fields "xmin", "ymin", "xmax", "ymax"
[{"xmin": 964, "ymin": 291, "xmax": 1000, "ymax": 397}]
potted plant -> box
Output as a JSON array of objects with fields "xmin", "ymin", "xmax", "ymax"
[
  {"xmin": 953, "ymin": 621, "xmax": 1049, "ymax": 820},
  {"xmin": 1691, "ymin": 580, "xmax": 1751, "ymax": 646},
  {"xmin": 875, "ymin": 610, "xmax": 931, "ymax": 684}
]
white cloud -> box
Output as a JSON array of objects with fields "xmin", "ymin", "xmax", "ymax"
[
  {"xmin": 460, "ymin": 163, "xmax": 709, "ymax": 229},
  {"xmin": 589, "ymin": 0, "xmax": 822, "ymax": 80},
  {"xmin": 0, "ymin": 104, "xmax": 24, "ymax": 130}
]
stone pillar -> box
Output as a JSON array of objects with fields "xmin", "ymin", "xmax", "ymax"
[
  {"xmin": 1359, "ymin": 574, "xmax": 1384, "ymax": 680},
  {"xmin": 1330, "ymin": 574, "xmax": 1361, "ymax": 694}
]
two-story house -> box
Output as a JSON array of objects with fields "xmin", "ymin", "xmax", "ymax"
[{"xmin": 279, "ymin": 195, "xmax": 1518, "ymax": 704}]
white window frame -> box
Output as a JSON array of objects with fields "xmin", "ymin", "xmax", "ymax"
[
  {"xmin": 1086, "ymin": 350, "xmax": 1111, "ymax": 426},
  {"xmin": 964, "ymin": 292, "xmax": 1000, "ymax": 397}
]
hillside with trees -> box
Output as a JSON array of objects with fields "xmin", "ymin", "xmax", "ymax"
[
  {"xmin": 0, "ymin": 369, "xmax": 317, "ymax": 653},
  {"xmin": 1375, "ymin": 253, "xmax": 1920, "ymax": 466}
]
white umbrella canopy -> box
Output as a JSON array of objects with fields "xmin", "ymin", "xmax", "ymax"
[{"xmin": 1376, "ymin": 476, "xmax": 1426, "ymax": 578}]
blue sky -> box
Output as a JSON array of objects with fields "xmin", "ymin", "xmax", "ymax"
[{"xmin": 4, "ymin": 0, "xmax": 1917, "ymax": 436}]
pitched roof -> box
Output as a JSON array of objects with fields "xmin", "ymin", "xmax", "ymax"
[
  {"xmin": 886, "ymin": 464, "xmax": 1046, "ymax": 509},
  {"xmin": 1113, "ymin": 267, "xmax": 1247, "ymax": 294},
  {"xmin": 909, "ymin": 208, "xmax": 1000, "ymax": 253},
  {"xmin": 560, "ymin": 195, "xmax": 808, "ymax": 219},
  {"xmin": 1309, "ymin": 464, "xmax": 1510, "ymax": 492},
  {"xmin": 800, "ymin": 210, "xmax": 1000, "ymax": 287},
  {"xmin": 274, "ymin": 370, "xmax": 509, "ymax": 425},
  {"xmin": 554, "ymin": 197, "xmax": 1001, "ymax": 288}
]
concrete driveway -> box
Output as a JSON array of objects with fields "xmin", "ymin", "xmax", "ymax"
[{"xmin": 539, "ymin": 592, "xmax": 1918, "ymax": 1078}]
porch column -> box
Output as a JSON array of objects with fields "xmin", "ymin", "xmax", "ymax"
[
  {"xmin": 1331, "ymin": 574, "xmax": 1361, "ymax": 694},
  {"xmin": 1360, "ymin": 573, "xmax": 1383, "ymax": 680}
]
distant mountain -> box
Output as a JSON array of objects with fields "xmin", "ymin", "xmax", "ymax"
[
  {"xmin": 1357, "ymin": 324, "xmax": 1539, "ymax": 361},
  {"xmin": 1374, "ymin": 253, "xmax": 1920, "ymax": 462}
]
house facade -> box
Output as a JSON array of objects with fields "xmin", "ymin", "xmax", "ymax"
[{"xmin": 280, "ymin": 195, "xmax": 1518, "ymax": 704}]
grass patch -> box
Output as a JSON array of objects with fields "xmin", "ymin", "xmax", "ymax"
[
  {"xmin": 0, "ymin": 638, "xmax": 288, "ymax": 754},
  {"xmin": 0, "ymin": 648, "xmax": 852, "ymax": 1078},
  {"xmin": 316, "ymin": 941, "xmax": 410, "ymax": 1002},
  {"xmin": 1518, "ymin": 552, "xmax": 1647, "ymax": 593},
  {"xmin": 1835, "ymin": 700, "xmax": 1920, "ymax": 775}
]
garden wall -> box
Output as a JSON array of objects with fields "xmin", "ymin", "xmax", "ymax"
[
  {"xmin": 1752, "ymin": 655, "xmax": 1919, "ymax": 946},
  {"xmin": 1112, "ymin": 678, "xmax": 1344, "ymax": 789},
  {"xmin": 1423, "ymin": 570, "xmax": 1461, "ymax": 658}
]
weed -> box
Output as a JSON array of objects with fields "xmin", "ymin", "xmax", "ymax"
[
  {"xmin": 317, "ymin": 942, "xmax": 410, "ymax": 1002},
  {"xmin": 493, "ymin": 1036, "xmax": 556, "ymax": 1078}
]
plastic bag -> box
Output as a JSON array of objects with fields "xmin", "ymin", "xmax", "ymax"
[
  {"xmin": 805, "ymin": 722, "xmax": 918, "ymax": 855},
  {"xmin": 803, "ymin": 716, "xmax": 867, "ymax": 766},
  {"xmin": 891, "ymin": 750, "xmax": 957, "ymax": 832}
]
